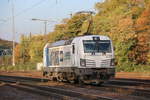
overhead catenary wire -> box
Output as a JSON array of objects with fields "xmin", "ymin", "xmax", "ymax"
[
  {"xmin": 0, "ymin": 0, "xmax": 49, "ymax": 26},
  {"xmin": 0, "ymin": 0, "xmax": 60, "ymax": 27},
  {"xmin": 0, "ymin": 0, "xmax": 60, "ymax": 36},
  {"xmin": 15, "ymin": 0, "xmax": 48, "ymax": 17}
]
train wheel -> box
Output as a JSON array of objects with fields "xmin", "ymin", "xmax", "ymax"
[
  {"xmin": 52, "ymin": 77, "xmax": 57, "ymax": 81},
  {"xmin": 78, "ymin": 76, "xmax": 84, "ymax": 85},
  {"xmin": 43, "ymin": 71, "xmax": 47, "ymax": 76},
  {"xmin": 96, "ymin": 82, "xmax": 104, "ymax": 86}
]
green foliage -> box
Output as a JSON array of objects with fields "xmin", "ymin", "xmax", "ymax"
[
  {"xmin": 15, "ymin": 34, "xmax": 46, "ymax": 64},
  {"xmin": 29, "ymin": 35, "xmax": 46, "ymax": 62},
  {"xmin": 94, "ymin": 0, "xmax": 150, "ymax": 71},
  {"xmin": 19, "ymin": 35, "xmax": 30, "ymax": 63},
  {"xmin": 0, "ymin": 62, "xmax": 36, "ymax": 71},
  {"xmin": 117, "ymin": 64, "xmax": 150, "ymax": 73},
  {"xmin": 0, "ymin": 56, "xmax": 12, "ymax": 65}
]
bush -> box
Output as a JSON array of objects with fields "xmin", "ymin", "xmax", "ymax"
[
  {"xmin": 0, "ymin": 62, "xmax": 36, "ymax": 71},
  {"xmin": 116, "ymin": 63, "xmax": 150, "ymax": 73}
]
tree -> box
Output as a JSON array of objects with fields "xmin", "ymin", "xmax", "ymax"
[
  {"xmin": 15, "ymin": 44, "xmax": 21, "ymax": 64},
  {"xmin": 130, "ymin": 7, "xmax": 150, "ymax": 64},
  {"xmin": 19, "ymin": 35, "xmax": 30, "ymax": 63},
  {"xmin": 29, "ymin": 35, "xmax": 45, "ymax": 62}
]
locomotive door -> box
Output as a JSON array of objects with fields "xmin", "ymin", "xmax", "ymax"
[{"xmin": 72, "ymin": 44, "xmax": 75, "ymax": 66}]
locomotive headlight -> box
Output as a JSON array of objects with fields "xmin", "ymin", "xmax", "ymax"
[
  {"xmin": 80, "ymin": 59, "xmax": 86, "ymax": 67},
  {"xmin": 110, "ymin": 58, "xmax": 115, "ymax": 66}
]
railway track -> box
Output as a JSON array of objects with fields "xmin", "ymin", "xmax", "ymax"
[
  {"xmin": 0, "ymin": 75, "xmax": 149, "ymax": 100},
  {"xmin": 101, "ymin": 78, "xmax": 150, "ymax": 98},
  {"xmin": 0, "ymin": 75, "xmax": 150, "ymax": 86},
  {"xmin": 107, "ymin": 78, "xmax": 150, "ymax": 87},
  {"xmin": 0, "ymin": 75, "xmax": 115, "ymax": 100}
]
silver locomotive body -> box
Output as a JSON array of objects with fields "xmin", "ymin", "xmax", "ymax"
[{"xmin": 43, "ymin": 35, "xmax": 115, "ymax": 84}]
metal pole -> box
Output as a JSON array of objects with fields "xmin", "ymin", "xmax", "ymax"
[
  {"xmin": 12, "ymin": 0, "xmax": 15, "ymax": 66},
  {"xmin": 32, "ymin": 19, "xmax": 48, "ymax": 35},
  {"xmin": 44, "ymin": 21, "xmax": 47, "ymax": 35}
]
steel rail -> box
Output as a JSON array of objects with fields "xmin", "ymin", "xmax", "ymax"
[
  {"xmin": 0, "ymin": 75, "xmax": 150, "ymax": 99},
  {"xmin": 108, "ymin": 79, "xmax": 150, "ymax": 86},
  {"xmin": 0, "ymin": 75, "xmax": 49, "ymax": 82},
  {"xmin": 115, "ymin": 78, "xmax": 150, "ymax": 83},
  {"xmin": 0, "ymin": 75, "xmax": 150, "ymax": 86},
  {"xmin": 0, "ymin": 77, "xmax": 115, "ymax": 100}
]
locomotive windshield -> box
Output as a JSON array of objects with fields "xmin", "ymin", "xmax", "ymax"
[{"xmin": 83, "ymin": 40, "xmax": 111, "ymax": 53}]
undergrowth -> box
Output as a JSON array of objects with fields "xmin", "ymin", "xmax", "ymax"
[
  {"xmin": 0, "ymin": 62, "xmax": 36, "ymax": 71},
  {"xmin": 116, "ymin": 64, "xmax": 150, "ymax": 73}
]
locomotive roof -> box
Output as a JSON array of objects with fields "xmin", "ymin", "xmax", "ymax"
[
  {"xmin": 47, "ymin": 35, "xmax": 110, "ymax": 48},
  {"xmin": 74, "ymin": 35, "xmax": 110, "ymax": 40},
  {"xmin": 49, "ymin": 40, "xmax": 73, "ymax": 47}
]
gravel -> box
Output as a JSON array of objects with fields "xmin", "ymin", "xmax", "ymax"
[{"xmin": 0, "ymin": 83, "xmax": 54, "ymax": 100}]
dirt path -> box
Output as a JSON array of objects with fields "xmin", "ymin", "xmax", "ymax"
[
  {"xmin": 0, "ymin": 71, "xmax": 150, "ymax": 80},
  {"xmin": 116, "ymin": 72, "xmax": 150, "ymax": 80}
]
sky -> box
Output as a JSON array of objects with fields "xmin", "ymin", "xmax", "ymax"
[{"xmin": 0, "ymin": 0, "xmax": 102, "ymax": 42}]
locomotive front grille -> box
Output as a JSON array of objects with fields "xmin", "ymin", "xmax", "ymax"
[
  {"xmin": 100, "ymin": 59, "xmax": 111, "ymax": 67},
  {"xmin": 86, "ymin": 59, "xmax": 96, "ymax": 67}
]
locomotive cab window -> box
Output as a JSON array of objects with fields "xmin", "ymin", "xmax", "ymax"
[{"xmin": 83, "ymin": 40, "xmax": 111, "ymax": 53}]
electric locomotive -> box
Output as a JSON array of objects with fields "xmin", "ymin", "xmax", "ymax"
[{"xmin": 43, "ymin": 35, "xmax": 115, "ymax": 84}]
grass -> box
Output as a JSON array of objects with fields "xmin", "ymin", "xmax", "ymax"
[
  {"xmin": 0, "ymin": 62, "xmax": 36, "ymax": 71},
  {"xmin": 132, "ymin": 65, "xmax": 150, "ymax": 72},
  {"xmin": 116, "ymin": 64, "xmax": 150, "ymax": 73},
  {"xmin": 0, "ymin": 62, "xmax": 150, "ymax": 74}
]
